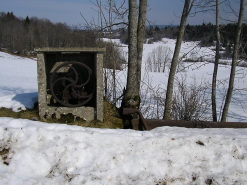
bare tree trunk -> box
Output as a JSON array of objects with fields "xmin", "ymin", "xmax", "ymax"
[
  {"xmin": 123, "ymin": 0, "xmax": 138, "ymax": 108},
  {"xmin": 108, "ymin": 0, "xmax": 117, "ymax": 106},
  {"xmin": 163, "ymin": 0, "xmax": 195, "ymax": 120},
  {"xmin": 221, "ymin": 0, "xmax": 245, "ymax": 122},
  {"xmin": 122, "ymin": 0, "xmax": 147, "ymax": 109},
  {"xmin": 137, "ymin": 0, "xmax": 148, "ymax": 90},
  {"xmin": 212, "ymin": 0, "xmax": 220, "ymax": 122},
  {"xmin": 113, "ymin": 49, "xmax": 117, "ymax": 106},
  {"xmin": 104, "ymin": 68, "xmax": 109, "ymax": 101}
]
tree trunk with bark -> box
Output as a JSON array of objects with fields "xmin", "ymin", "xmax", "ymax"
[
  {"xmin": 163, "ymin": 0, "xmax": 195, "ymax": 120},
  {"xmin": 212, "ymin": 0, "xmax": 220, "ymax": 122},
  {"xmin": 221, "ymin": 0, "xmax": 245, "ymax": 122},
  {"xmin": 122, "ymin": 0, "xmax": 148, "ymax": 109}
]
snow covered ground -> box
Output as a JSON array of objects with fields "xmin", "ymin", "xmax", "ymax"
[
  {"xmin": 0, "ymin": 38, "xmax": 247, "ymax": 184},
  {"xmin": 0, "ymin": 117, "xmax": 247, "ymax": 184},
  {"xmin": 106, "ymin": 38, "xmax": 247, "ymax": 122},
  {"xmin": 0, "ymin": 52, "xmax": 38, "ymax": 111}
]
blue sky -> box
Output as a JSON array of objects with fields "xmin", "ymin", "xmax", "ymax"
[{"xmin": 0, "ymin": 0, "xmax": 245, "ymax": 27}]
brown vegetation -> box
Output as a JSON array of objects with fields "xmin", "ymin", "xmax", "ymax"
[{"xmin": 0, "ymin": 101, "xmax": 123, "ymax": 129}]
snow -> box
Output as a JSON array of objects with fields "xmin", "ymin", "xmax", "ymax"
[
  {"xmin": 105, "ymin": 38, "xmax": 247, "ymax": 121},
  {"xmin": 0, "ymin": 52, "xmax": 38, "ymax": 111},
  {"xmin": 0, "ymin": 39, "xmax": 247, "ymax": 184},
  {"xmin": 1, "ymin": 117, "xmax": 247, "ymax": 184}
]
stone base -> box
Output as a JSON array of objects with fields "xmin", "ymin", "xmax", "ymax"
[{"xmin": 39, "ymin": 106, "xmax": 95, "ymax": 122}]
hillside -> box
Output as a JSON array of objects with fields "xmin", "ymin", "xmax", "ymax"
[{"xmin": 1, "ymin": 35, "xmax": 247, "ymax": 184}]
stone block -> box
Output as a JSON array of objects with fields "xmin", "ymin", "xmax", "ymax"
[{"xmin": 35, "ymin": 47, "xmax": 105, "ymax": 122}]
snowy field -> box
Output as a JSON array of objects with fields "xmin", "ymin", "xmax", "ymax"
[
  {"xmin": 0, "ymin": 38, "xmax": 247, "ymax": 184},
  {"xmin": 106, "ymin": 38, "xmax": 247, "ymax": 122},
  {"xmin": 0, "ymin": 52, "xmax": 38, "ymax": 111}
]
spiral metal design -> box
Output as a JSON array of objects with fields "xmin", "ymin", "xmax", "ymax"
[{"xmin": 50, "ymin": 61, "xmax": 95, "ymax": 107}]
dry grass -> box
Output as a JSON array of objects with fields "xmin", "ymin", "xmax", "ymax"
[
  {"xmin": 0, "ymin": 101, "xmax": 123, "ymax": 129},
  {"xmin": 0, "ymin": 105, "xmax": 39, "ymax": 120}
]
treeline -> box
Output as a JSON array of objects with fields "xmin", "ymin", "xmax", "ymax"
[
  {"xmin": 2, "ymin": 11, "xmax": 246, "ymax": 58},
  {"xmin": 185, "ymin": 23, "xmax": 247, "ymax": 49},
  {"xmin": 0, "ymin": 12, "xmax": 98, "ymax": 54},
  {"xmin": 118, "ymin": 22, "xmax": 247, "ymax": 57},
  {"xmin": 146, "ymin": 23, "xmax": 247, "ymax": 46}
]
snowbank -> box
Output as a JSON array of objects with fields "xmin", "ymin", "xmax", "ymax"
[{"xmin": 0, "ymin": 117, "xmax": 247, "ymax": 184}]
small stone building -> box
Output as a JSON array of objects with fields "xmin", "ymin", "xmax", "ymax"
[{"xmin": 35, "ymin": 47, "xmax": 105, "ymax": 122}]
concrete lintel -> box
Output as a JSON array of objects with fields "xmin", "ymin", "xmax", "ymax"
[{"xmin": 35, "ymin": 47, "xmax": 106, "ymax": 53}]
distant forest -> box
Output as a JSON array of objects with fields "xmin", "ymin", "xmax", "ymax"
[
  {"xmin": 143, "ymin": 23, "xmax": 247, "ymax": 54},
  {"xmin": 0, "ymin": 12, "xmax": 99, "ymax": 54},
  {"xmin": 0, "ymin": 11, "xmax": 247, "ymax": 58}
]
